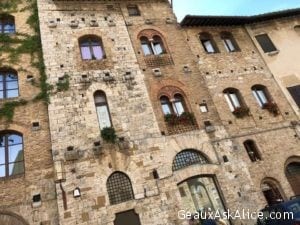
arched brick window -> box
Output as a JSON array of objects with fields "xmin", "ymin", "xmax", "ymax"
[
  {"xmin": 199, "ymin": 32, "xmax": 219, "ymax": 53},
  {"xmin": 285, "ymin": 161, "xmax": 300, "ymax": 195},
  {"xmin": 138, "ymin": 30, "xmax": 167, "ymax": 56},
  {"xmin": 79, "ymin": 35, "xmax": 105, "ymax": 60},
  {"xmin": 261, "ymin": 178, "xmax": 285, "ymax": 206},
  {"xmin": 94, "ymin": 91, "xmax": 112, "ymax": 130},
  {"xmin": 0, "ymin": 14, "xmax": 15, "ymax": 34},
  {"xmin": 0, "ymin": 131, "xmax": 24, "ymax": 179},
  {"xmin": 172, "ymin": 149, "xmax": 209, "ymax": 171},
  {"xmin": 243, "ymin": 140, "xmax": 261, "ymax": 162},
  {"xmin": 159, "ymin": 86, "xmax": 188, "ymax": 116},
  {"xmin": 107, "ymin": 172, "xmax": 134, "ymax": 205},
  {"xmin": 220, "ymin": 31, "xmax": 240, "ymax": 52},
  {"xmin": 0, "ymin": 68, "xmax": 19, "ymax": 99},
  {"xmin": 223, "ymin": 87, "xmax": 249, "ymax": 118}
]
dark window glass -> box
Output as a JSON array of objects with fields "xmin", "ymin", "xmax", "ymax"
[
  {"xmin": 0, "ymin": 14, "xmax": 15, "ymax": 34},
  {"xmin": 0, "ymin": 69, "xmax": 19, "ymax": 99},
  {"xmin": 79, "ymin": 36, "xmax": 105, "ymax": 60},
  {"xmin": 172, "ymin": 149, "xmax": 208, "ymax": 171},
  {"xmin": 243, "ymin": 140, "xmax": 261, "ymax": 162},
  {"xmin": 127, "ymin": 5, "xmax": 140, "ymax": 16},
  {"xmin": 255, "ymin": 34, "xmax": 277, "ymax": 53},
  {"xmin": 107, "ymin": 172, "xmax": 134, "ymax": 205},
  {"xmin": 0, "ymin": 132, "xmax": 24, "ymax": 178},
  {"xmin": 287, "ymin": 85, "xmax": 300, "ymax": 108}
]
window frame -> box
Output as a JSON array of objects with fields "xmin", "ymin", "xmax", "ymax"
[
  {"xmin": 0, "ymin": 14, "xmax": 15, "ymax": 34},
  {"xmin": 287, "ymin": 85, "xmax": 300, "ymax": 108},
  {"xmin": 94, "ymin": 91, "xmax": 112, "ymax": 130},
  {"xmin": 0, "ymin": 131, "xmax": 24, "ymax": 179},
  {"xmin": 220, "ymin": 32, "xmax": 240, "ymax": 52},
  {"xmin": 243, "ymin": 140, "xmax": 262, "ymax": 162},
  {"xmin": 252, "ymin": 85, "xmax": 271, "ymax": 108},
  {"xmin": 79, "ymin": 36, "xmax": 106, "ymax": 61},
  {"xmin": 223, "ymin": 88, "xmax": 243, "ymax": 112},
  {"xmin": 255, "ymin": 34, "xmax": 277, "ymax": 53},
  {"xmin": 127, "ymin": 4, "xmax": 141, "ymax": 16},
  {"xmin": 199, "ymin": 32, "xmax": 219, "ymax": 54},
  {"xmin": 0, "ymin": 69, "xmax": 19, "ymax": 99},
  {"xmin": 107, "ymin": 172, "xmax": 134, "ymax": 205}
]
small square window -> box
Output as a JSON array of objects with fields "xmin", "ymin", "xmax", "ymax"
[
  {"xmin": 127, "ymin": 5, "xmax": 140, "ymax": 16},
  {"xmin": 199, "ymin": 103, "xmax": 208, "ymax": 113}
]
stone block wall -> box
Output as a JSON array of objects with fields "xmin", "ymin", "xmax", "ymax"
[{"xmin": 0, "ymin": 1, "xmax": 59, "ymax": 224}]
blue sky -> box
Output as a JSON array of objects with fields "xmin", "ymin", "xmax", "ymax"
[{"xmin": 172, "ymin": 0, "xmax": 300, "ymax": 21}]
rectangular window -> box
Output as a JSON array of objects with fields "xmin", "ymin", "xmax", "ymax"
[
  {"xmin": 127, "ymin": 5, "xmax": 140, "ymax": 16},
  {"xmin": 287, "ymin": 85, "xmax": 300, "ymax": 108},
  {"xmin": 255, "ymin": 34, "xmax": 277, "ymax": 53},
  {"xmin": 202, "ymin": 40, "xmax": 215, "ymax": 53},
  {"xmin": 223, "ymin": 39, "xmax": 235, "ymax": 52}
]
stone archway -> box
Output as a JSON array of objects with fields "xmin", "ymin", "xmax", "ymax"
[
  {"xmin": 285, "ymin": 161, "xmax": 300, "ymax": 195},
  {"xmin": 261, "ymin": 178, "xmax": 285, "ymax": 205},
  {"xmin": 0, "ymin": 212, "xmax": 28, "ymax": 225}
]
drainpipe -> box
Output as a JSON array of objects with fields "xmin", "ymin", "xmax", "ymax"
[{"xmin": 59, "ymin": 182, "xmax": 68, "ymax": 210}]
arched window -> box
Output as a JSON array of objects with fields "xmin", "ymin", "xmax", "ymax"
[
  {"xmin": 0, "ymin": 68, "xmax": 19, "ymax": 99},
  {"xmin": 107, "ymin": 172, "xmax": 134, "ymax": 205},
  {"xmin": 173, "ymin": 93, "xmax": 186, "ymax": 116},
  {"xmin": 0, "ymin": 14, "xmax": 15, "ymax": 34},
  {"xmin": 0, "ymin": 131, "xmax": 24, "ymax": 178},
  {"xmin": 286, "ymin": 161, "xmax": 300, "ymax": 195},
  {"xmin": 140, "ymin": 35, "xmax": 166, "ymax": 56},
  {"xmin": 251, "ymin": 85, "xmax": 272, "ymax": 107},
  {"xmin": 243, "ymin": 140, "xmax": 261, "ymax": 162},
  {"xmin": 94, "ymin": 91, "xmax": 112, "ymax": 130},
  {"xmin": 79, "ymin": 35, "xmax": 105, "ymax": 60},
  {"xmin": 172, "ymin": 149, "xmax": 209, "ymax": 171},
  {"xmin": 261, "ymin": 179, "xmax": 284, "ymax": 205},
  {"xmin": 220, "ymin": 32, "xmax": 240, "ymax": 52},
  {"xmin": 0, "ymin": 212, "xmax": 28, "ymax": 225},
  {"xmin": 294, "ymin": 25, "xmax": 300, "ymax": 33},
  {"xmin": 160, "ymin": 96, "xmax": 172, "ymax": 115},
  {"xmin": 199, "ymin": 32, "xmax": 219, "ymax": 53},
  {"xmin": 223, "ymin": 88, "xmax": 243, "ymax": 112}
]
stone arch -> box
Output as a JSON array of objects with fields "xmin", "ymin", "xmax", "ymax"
[
  {"xmin": 172, "ymin": 149, "xmax": 211, "ymax": 172},
  {"xmin": 0, "ymin": 211, "xmax": 29, "ymax": 225},
  {"xmin": 285, "ymin": 156, "xmax": 300, "ymax": 196},
  {"xmin": 261, "ymin": 177, "xmax": 286, "ymax": 205}
]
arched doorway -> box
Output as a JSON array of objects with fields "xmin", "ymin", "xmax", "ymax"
[
  {"xmin": 286, "ymin": 161, "xmax": 300, "ymax": 195},
  {"xmin": 0, "ymin": 212, "xmax": 28, "ymax": 225},
  {"xmin": 261, "ymin": 179, "xmax": 285, "ymax": 205}
]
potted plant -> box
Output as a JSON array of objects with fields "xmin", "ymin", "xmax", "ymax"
[
  {"xmin": 232, "ymin": 106, "xmax": 250, "ymax": 118},
  {"xmin": 262, "ymin": 102, "xmax": 279, "ymax": 116},
  {"xmin": 101, "ymin": 127, "xmax": 117, "ymax": 143}
]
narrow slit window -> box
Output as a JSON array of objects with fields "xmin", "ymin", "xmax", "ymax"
[{"xmin": 94, "ymin": 91, "xmax": 112, "ymax": 130}]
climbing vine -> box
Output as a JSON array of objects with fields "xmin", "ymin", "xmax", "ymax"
[{"xmin": 0, "ymin": 0, "xmax": 51, "ymax": 121}]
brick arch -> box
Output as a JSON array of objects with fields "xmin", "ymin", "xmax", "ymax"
[
  {"xmin": 149, "ymin": 79, "xmax": 187, "ymax": 100},
  {"xmin": 137, "ymin": 29, "xmax": 165, "ymax": 40},
  {"xmin": 0, "ymin": 124, "xmax": 27, "ymax": 135},
  {"xmin": 0, "ymin": 211, "xmax": 29, "ymax": 225},
  {"xmin": 157, "ymin": 86, "xmax": 186, "ymax": 100}
]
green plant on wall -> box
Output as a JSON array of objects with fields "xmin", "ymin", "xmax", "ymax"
[
  {"xmin": 0, "ymin": 0, "xmax": 51, "ymax": 121},
  {"xmin": 56, "ymin": 74, "xmax": 70, "ymax": 92},
  {"xmin": 101, "ymin": 127, "xmax": 117, "ymax": 144}
]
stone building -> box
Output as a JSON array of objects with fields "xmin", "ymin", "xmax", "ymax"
[
  {"xmin": 0, "ymin": 0, "xmax": 59, "ymax": 224},
  {"xmin": 1, "ymin": 0, "xmax": 299, "ymax": 225}
]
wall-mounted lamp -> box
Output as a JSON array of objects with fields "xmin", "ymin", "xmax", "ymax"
[{"xmin": 73, "ymin": 187, "xmax": 81, "ymax": 198}]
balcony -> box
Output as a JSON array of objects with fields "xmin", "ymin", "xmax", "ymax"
[
  {"xmin": 164, "ymin": 112, "xmax": 198, "ymax": 135},
  {"xmin": 144, "ymin": 54, "xmax": 173, "ymax": 67}
]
